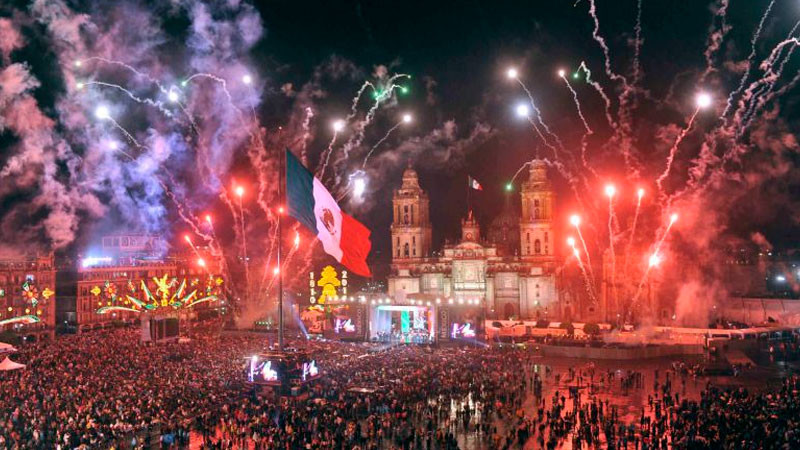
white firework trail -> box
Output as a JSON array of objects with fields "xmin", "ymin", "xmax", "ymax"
[
  {"xmin": 560, "ymin": 74, "xmax": 597, "ymax": 175},
  {"xmin": 361, "ymin": 119, "xmax": 404, "ymax": 168},
  {"xmin": 80, "ymin": 56, "xmax": 165, "ymax": 87},
  {"xmin": 740, "ymin": 36, "xmax": 800, "ymax": 130},
  {"xmin": 586, "ymin": 0, "xmax": 631, "ymax": 89},
  {"xmin": 575, "ymin": 225, "xmax": 595, "ymax": 282},
  {"xmin": 633, "ymin": 216, "xmax": 677, "ymax": 307},
  {"xmin": 317, "ymin": 128, "xmax": 342, "ymax": 180},
  {"xmin": 655, "ymin": 108, "xmax": 700, "ymax": 196},
  {"xmin": 632, "ymin": 0, "xmax": 644, "ymax": 86},
  {"xmin": 573, "ymin": 251, "xmax": 597, "ymax": 303},
  {"xmin": 335, "ymin": 74, "xmax": 410, "ymax": 179},
  {"xmin": 577, "ymin": 62, "xmax": 616, "ymax": 130},
  {"xmin": 722, "ymin": 0, "xmax": 776, "ymax": 119},
  {"xmin": 699, "ymin": 0, "xmax": 731, "ymax": 84},
  {"xmin": 607, "ymin": 196, "xmax": 617, "ymax": 308},
  {"xmin": 515, "ymin": 78, "xmax": 565, "ymax": 154},
  {"xmin": 526, "ymin": 116, "xmax": 560, "ymax": 160},
  {"xmin": 346, "ymin": 81, "xmax": 374, "ymax": 122},
  {"xmin": 510, "ymin": 161, "xmax": 534, "ymax": 185},
  {"xmin": 83, "ymin": 80, "xmax": 175, "ymax": 117}
]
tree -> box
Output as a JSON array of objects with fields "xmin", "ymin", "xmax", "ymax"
[
  {"xmin": 584, "ymin": 322, "xmax": 601, "ymax": 337},
  {"xmin": 560, "ymin": 321, "xmax": 575, "ymax": 336}
]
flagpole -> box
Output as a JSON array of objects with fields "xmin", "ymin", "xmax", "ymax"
[
  {"xmin": 466, "ymin": 175, "xmax": 471, "ymax": 215},
  {"xmin": 278, "ymin": 148, "xmax": 284, "ymax": 351}
]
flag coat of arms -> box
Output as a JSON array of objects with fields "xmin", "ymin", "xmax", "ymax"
[{"xmin": 286, "ymin": 150, "xmax": 372, "ymax": 277}]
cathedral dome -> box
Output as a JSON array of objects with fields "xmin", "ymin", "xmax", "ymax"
[{"xmin": 488, "ymin": 196, "xmax": 520, "ymax": 256}]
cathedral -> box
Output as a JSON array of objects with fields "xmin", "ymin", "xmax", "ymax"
[{"xmin": 387, "ymin": 161, "xmax": 565, "ymax": 320}]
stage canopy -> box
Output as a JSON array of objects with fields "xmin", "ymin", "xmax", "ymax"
[
  {"xmin": 0, "ymin": 357, "xmax": 25, "ymax": 371},
  {"xmin": 0, "ymin": 342, "xmax": 17, "ymax": 354}
]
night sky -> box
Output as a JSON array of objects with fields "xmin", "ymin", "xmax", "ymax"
[
  {"xmin": 249, "ymin": 0, "xmax": 800, "ymax": 275},
  {"xmin": 0, "ymin": 0, "xmax": 798, "ymax": 286}
]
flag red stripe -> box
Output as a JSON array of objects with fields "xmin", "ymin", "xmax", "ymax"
[{"xmin": 339, "ymin": 212, "xmax": 372, "ymax": 277}]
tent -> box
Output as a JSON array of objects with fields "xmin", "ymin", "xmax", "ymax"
[
  {"xmin": 0, "ymin": 357, "xmax": 24, "ymax": 371},
  {"xmin": 0, "ymin": 342, "xmax": 17, "ymax": 354}
]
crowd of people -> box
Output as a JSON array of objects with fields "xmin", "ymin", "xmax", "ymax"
[{"xmin": 0, "ymin": 321, "xmax": 799, "ymax": 448}]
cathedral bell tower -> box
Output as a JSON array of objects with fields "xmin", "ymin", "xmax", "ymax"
[
  {"xmin": 519, "ymin": 160, "xmax": 555, "ymax": 261},
  {"xmin": 390, "ymin": 165, "xmax": 432, "ymax": 263}
]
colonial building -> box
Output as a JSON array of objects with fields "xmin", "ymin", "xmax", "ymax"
[
  {"xmin": 387, "ymin": 162, "xmax": 560, "ymax": 320},
  {"xmin": 75, "ymin": 234, "xmax": 224, "ymax": 332},
  {"xmin": 0, "ymin": 254, "xmax": 57, "ymax": 340}
]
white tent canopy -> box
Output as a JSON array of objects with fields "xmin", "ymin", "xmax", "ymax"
[
  {"xmin": 0, "ymin": 342, "xmax": 17, "ymax": 354},
  {"xmin": 0, "ymin": 357, "xmax": 25, "ymax": 371}
]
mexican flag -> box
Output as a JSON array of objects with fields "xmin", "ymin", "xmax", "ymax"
[
  {"xmin": 468, "ymin": 175, "xmax": 483, "ymax": 191},
  {"xmin": 286, "ymin": 150, "xmax": 372, "ymax": 277}
]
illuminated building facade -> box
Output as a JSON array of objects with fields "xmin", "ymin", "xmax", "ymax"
[
  {"xmin": 75, "ymin": 234, "xmax": 223, "ymax": 331},
  {"xmin": 387, "ymin": 162, "xmax": 560, "ymax": 320},
  {"xmin": 0, "ymin": 254, "xmax": 57, "ymax": 339}
]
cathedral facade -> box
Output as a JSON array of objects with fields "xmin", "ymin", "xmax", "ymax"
[{"xmin": 387, "ymin": 161, "xmax": 562, "ymax": 320}]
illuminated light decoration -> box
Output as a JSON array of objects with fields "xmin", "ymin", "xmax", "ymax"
[
  {"xmin": 109, "ymin": 141, "xmax": 119, "ymax": 150},
  {"xmin": 669, "ymin": 213, "xmax": 679, "ymax": 224},
  {"xmin": 567, "ymin": 237, "xmax": 576, "ymax": 247},
  {"xmin": 97, "ymin": 274, "xmax": 220, "ymax": 315},
  {"xmin": 76, "ymin": 82, "xmax": 84, "ymax": 90},
  {"xmin": 776, "ymin": 275, "xmax": 786, "ymax": 282},
  {"xmin": 332, "ymin": 119, "xmax": 345, "ymax": 132},
  {"xmin": 572, "ymin": 72, "xmax": 580, "ymax": 80},
  {"xmin": 278, "ymin": 206, "xmax": 284, "ymax": 214},
  {"xmin": 312, "ymin": 266, "xmax": 343, "ymax": 305},
  {"xmin": 402, "ymin": 113, "xmax": 413, "ymax": 124},
  {"xmin": 400, "ymin": 86, "xmax": 409, "ymax": 94},
  {"xmin": 573, "ymin": 248, "xmax": 580, "ymax": 258},
  {"xmin": 197, "ymin": 258, "xmax": 206, "ymax": 268},
  {"xmin": 604, "ymin": 184, "xmax": 616, "ymax": 198},
  {"xmin": 0, "ymin": 289, "xmax": 4, "ymax": 297},
  {"xmin": 637, "ymin": 188, "xmax": 645, "ymax": 199},
  {"xmin": 557, "ymin": 69, "xmax": 566, "ymax": 78},
  {"xmin": 74, "ymin": 60, "xmax": 82, "ymax": 67},
  {"xmin": 235, "ymin": 186, "xmax": 244, "ymax": 197},
  {"xmin": 569, "ymin": 214, "xmax": 581, "ymax": 227},
  {"xmin": 0, "ymin": 315, "xmax": 40, "ymax": 326},
  {"xmin": 6, "ymin": 307, "xmax": 10, "ymax": 312},
  {"xmin": 506, "ymin": 67, "xmax": 518, "ymax": 79},
  {"xmin": 94, "ymin": 105, "xmax": 111, "ymax": 120},
  {"xmin": 82, "ymin": 256, "xmax": 112, "ymax": 268},
  {"xmin": 205, "ymin": 214, "xmax": 212, "ymax": 224},
  {"xmin": 184, "ymin": 234, "xmax": 192, "ymax": 244},
  {"xmin": 242, "ymin": 74, "xmax": 253, "ymax": 85},
  {"xmin": 96, "ymin": 306, "xmax": 140, "ymax": 314},
  {"xmin": 505, "ymin": 182, "xmax": 513, "ymax": 192},
  {"xmin": 180, "ymin": 80, "xmax": 188, "ymax": 87},
  {"xmin": 293, "ymin": 231, "xmax": 300, "ymax": 248},
  {"xmin": 90, "ymin": 285, "xmax": 102, "ymax": 297},
  {"xmin": 272, "ymin": 266, "xmax": 280, "ymax": 276},
  {"xmin": 696, "ymin": 92, "xmax": 712, "ymax": 109},
  {"xmin": 515, "ymin": 103, "xmax": 530, "ymax": 118},
  {"xmin": 21, "ymin": 281, "xmax": 40, "ymax": 308},
  {"xmin": 167, "ymin": 89, "xmax": 179, "ymax": 103}
]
